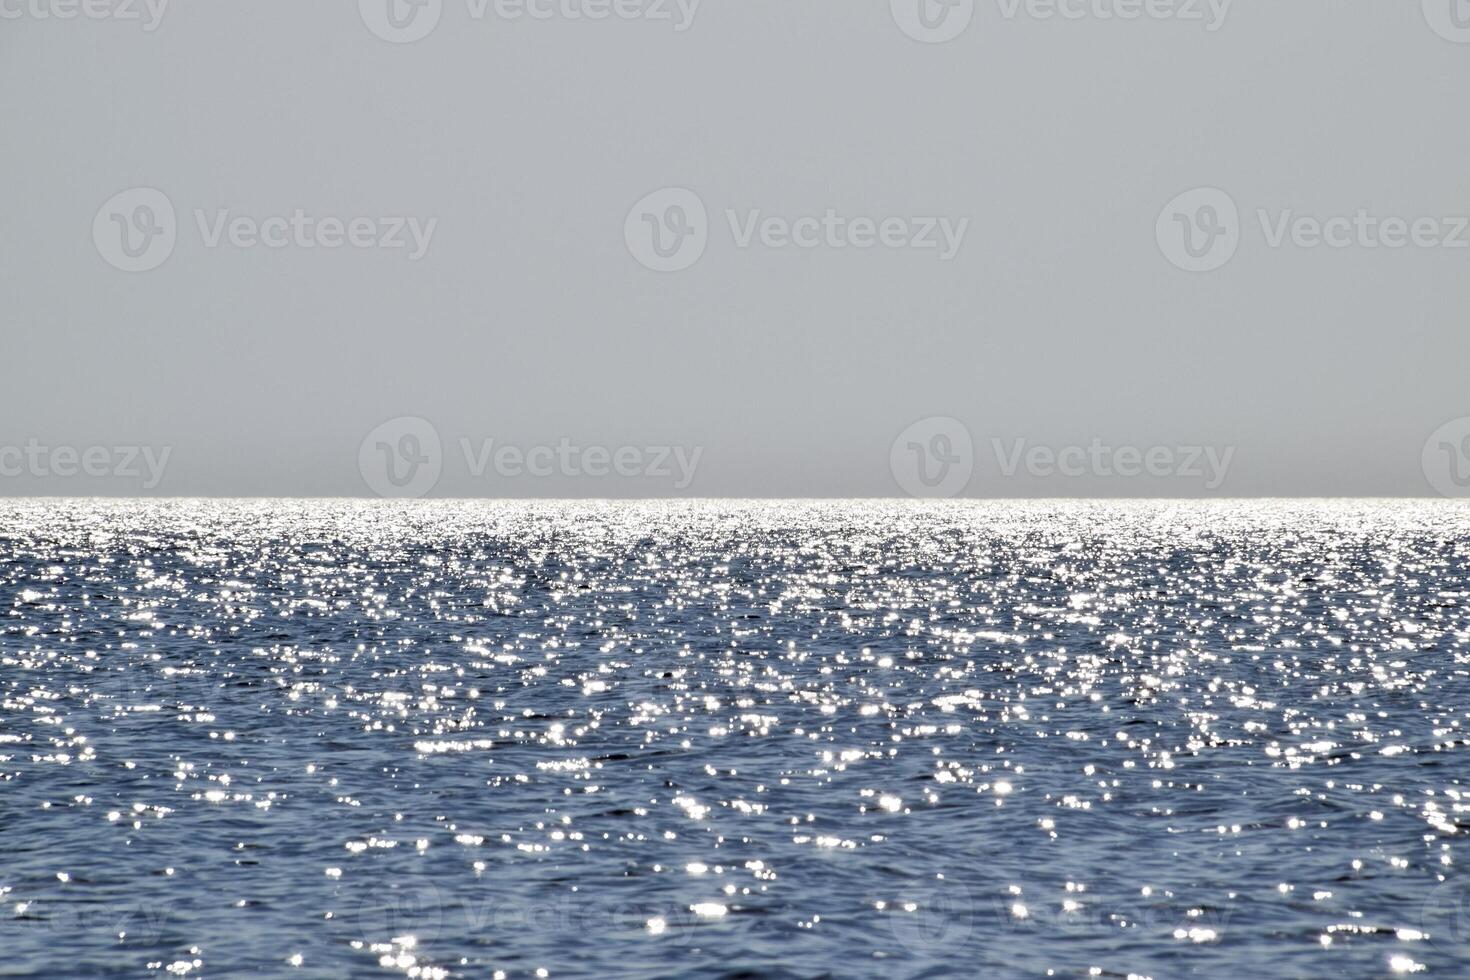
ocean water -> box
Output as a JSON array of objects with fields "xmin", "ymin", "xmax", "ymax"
[{"xmin": 3, "ymin": 499, "xmax": 1470, "ymax": 979}]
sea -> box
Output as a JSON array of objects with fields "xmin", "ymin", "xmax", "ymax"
[{"xmin": 3, "ymin": 499, "xmax": 1469, "ymax": 978}]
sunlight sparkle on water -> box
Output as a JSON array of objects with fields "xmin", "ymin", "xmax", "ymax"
[{"xmin": 2, "ymin": 500, "xmax": 1470, "ymax": 976}]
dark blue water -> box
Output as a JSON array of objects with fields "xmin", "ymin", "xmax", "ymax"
[{"xmin": 3, "ymin": 500, "xmax": 1470, "ymax": 978}]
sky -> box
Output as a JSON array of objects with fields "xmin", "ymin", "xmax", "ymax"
[{"xmin": 2, "ymin": 0, "xmax": 1469, "ymax": 498}]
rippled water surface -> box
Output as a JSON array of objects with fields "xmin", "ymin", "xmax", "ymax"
[{"xmin": 5, "ymin": 500, "xmax": 1470, "ymax": 978}]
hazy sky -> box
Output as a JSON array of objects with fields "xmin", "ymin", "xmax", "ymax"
[{"xmin": 2, "ymin": 1, "xmax": 1468, "ymax": 498}]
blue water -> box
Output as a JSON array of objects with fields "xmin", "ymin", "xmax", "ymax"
[{"xmin": 3, "ymin": 500, "xmax": 1470, "ymax": 978}]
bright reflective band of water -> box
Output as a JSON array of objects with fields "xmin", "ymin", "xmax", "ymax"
[{"xmin": 3, "ymin": 500, "xmax": 1470, "ymax": 978}]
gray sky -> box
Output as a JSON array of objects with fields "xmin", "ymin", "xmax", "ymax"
[{"xmin": 2, "ymin": 1, "xmax": 1468, "ymax": 498}]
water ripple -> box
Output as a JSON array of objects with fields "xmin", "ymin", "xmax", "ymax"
[{"xmin": 2, "ymin": 500, "xmax": 1469, "ymax": 977}]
